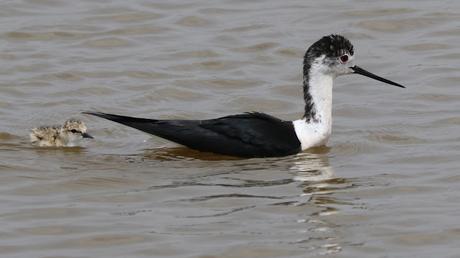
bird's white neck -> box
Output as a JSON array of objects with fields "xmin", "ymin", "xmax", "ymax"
[{"xmin": 294, "ymin": 62, "xmax": 334, "ymax": 150}]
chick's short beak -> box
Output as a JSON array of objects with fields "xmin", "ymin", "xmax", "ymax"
[{"xmin": 82, "ymin": 132, "xmax": 94, "ymax": 139}]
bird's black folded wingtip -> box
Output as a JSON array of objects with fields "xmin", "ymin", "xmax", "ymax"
[
  {"xmin": 82, "ymin": 111, "xmax": 158, "ymax": 124},
  {"xmin": 82, "ymin": 111, "xmax": 104, "ymax": 117},
  {"xmin": 82, "ymin": 111, "xmax": 125, "ymax": 123}
]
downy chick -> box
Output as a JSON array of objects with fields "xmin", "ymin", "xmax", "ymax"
[{"xmin": 30, "ymin": 119, "xmax": 93, "ymax": 147}]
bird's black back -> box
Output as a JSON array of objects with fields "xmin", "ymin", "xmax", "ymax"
[{"xmin": 84, "ymin": 112, "xmax": 301, "ymax": 158}]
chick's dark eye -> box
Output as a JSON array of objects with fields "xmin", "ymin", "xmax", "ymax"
[
  {"xmin": 70, "ymin": 129, "xmax": 79, "ymax": 133},
  {"xmin": 340, "ymin": 55, "xmax": 349, "ymax": 63}
]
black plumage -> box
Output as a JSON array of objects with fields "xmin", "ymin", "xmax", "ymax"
[{"xmin": 84, "ymin": 112, "xmax": 301, "ymax": 158}]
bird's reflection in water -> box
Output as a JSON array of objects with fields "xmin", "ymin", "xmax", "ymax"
[
  {"xmin": 130, "ymin": 146, "xmax": 358, "ymax": 255},
  {"xmin": 141, "ymin": 146, "xmax": 242, "ymax": 161},
  {"xmin": 291, "ymin": 149, "xmax": 353, "ymax": 201},
  {"xmin": 289, "ymin": 150, "xmax": 356, "ymax": 255},
  {"xmin": 139, "ymin": 147, "xmax": 354, "ymax": 199},
  {"xmin": 291, "ymin": 147, "xmax": 335, "ymax": 182}
]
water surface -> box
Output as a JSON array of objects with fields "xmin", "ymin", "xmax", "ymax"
[{"xmin": 1, "ymin": 0, "xmax": 460, "ymax": 257}]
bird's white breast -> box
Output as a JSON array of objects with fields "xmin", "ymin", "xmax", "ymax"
[{"xmin": 293, "ymin": 118, "xmax": 331, "ymax": 150}]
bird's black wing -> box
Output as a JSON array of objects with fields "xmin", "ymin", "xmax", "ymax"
[
  {"xmin": 84, "ymin": 112, "xmax": 301, "ymax": 157},
  {"xmin": 198, "ymin": 112, "xmax": 301, "ymax": 157}
]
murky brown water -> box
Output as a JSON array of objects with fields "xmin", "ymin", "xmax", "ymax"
[{"xmin": 1, "ymin": 0, "xmax": 460, "ymax": 257}]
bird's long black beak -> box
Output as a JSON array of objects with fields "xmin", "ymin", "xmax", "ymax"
[
  {"xmin": 351, "ymin": 65, "xmax": 405, "ymax": 88},
  {"xmin": 82, "ymin": 132, "xmax": 94, "ymax": 139}
]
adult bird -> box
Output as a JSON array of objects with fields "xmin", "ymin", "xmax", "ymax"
[{"xmin": 84, "ymin": 34, "xmax": 405, "ymax": 158}]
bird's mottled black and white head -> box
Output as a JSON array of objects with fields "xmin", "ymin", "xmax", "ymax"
[
  {"xmin": 304, "ymin": 34, "xmax": 356, "ymax": 78},
  {"xmin": 306, "ymin": 34, "xmax": 354, "ymax": 60},
  {"xmin": 303, "ymin": 34, "xmax": 405, "ymax": 87},
  {"xmin": 301, "ymin": 34, "xmax": 405, "ymax": 121}
]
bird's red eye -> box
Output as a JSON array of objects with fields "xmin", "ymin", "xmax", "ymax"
[{"xmin": 340, "ymin": 55, "xmax": 348, "ymax": 63}]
